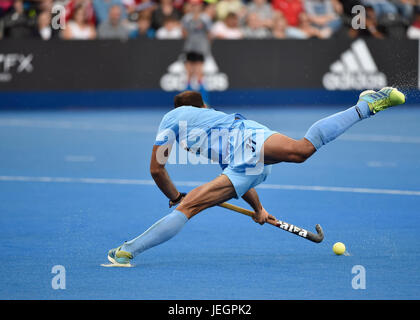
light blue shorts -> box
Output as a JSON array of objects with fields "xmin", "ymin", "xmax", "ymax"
[
  {"xmin": 222, "ymin": 119, "xmax": 277, "ymax": 198},
  {"xmin": 223, "ymin": 165, "xmax": 273, "ymax": 199}
]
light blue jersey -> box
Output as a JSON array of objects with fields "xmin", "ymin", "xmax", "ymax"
[
  {"xmin": 154, "ymin": 106, "xmax": 277, "ymax": 198},
  {"xmin": 155, "ymin": 106, "xmax": 246, "ymax": 166}
]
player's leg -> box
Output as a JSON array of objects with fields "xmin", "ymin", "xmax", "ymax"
[
  {"xmin": 177, "ymin": 174, "xmax": 236, "ymax": 218},
  {"xmin": 263, "ymin": 134, "xmax": 315, "ymax": 164},
  {"xmin": 108, "ymin": 175, "xmax": 236, "ymax": 266},
  {"xmin": 262, "ymin": 100, "xmax": 367, "ymax": 164},
  {"xmin": 263, "ymin": 87, "xmax": 406, "ymax": 164}
]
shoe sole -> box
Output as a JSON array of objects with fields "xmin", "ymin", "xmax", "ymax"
[{"xmin": 100, "ymin": 255, "xmax": 133, "ymax": 268}]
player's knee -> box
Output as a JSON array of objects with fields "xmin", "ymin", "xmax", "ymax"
[
  {"xmin": 177, "ymin": 199, "xmax": 203, "ymax": 218},
  {"xmin": 293, "ymin": 139, "xmax": 315, "ymax": 163}
]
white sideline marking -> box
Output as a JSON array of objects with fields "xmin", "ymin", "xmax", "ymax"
[
  {"xmin": 1, "ymin": 175, "xmax": 420, "ymax": 196},
  {"xmin": 257, "ymin": 183, "xmax": 420, "ymax": 196},
  {"xmin": 366, "ymin": 161, "xmax": 397, "ymax": 168},
  {"xmin": 1, "ymin": 118, "xmax": 420, "ymax": 144}
]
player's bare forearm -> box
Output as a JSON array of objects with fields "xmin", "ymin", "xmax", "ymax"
[
  {"xmin": 242, "ymin": 188, "xmax": 276, "ymax": 224},
  {"xmin": 150, "ymin": 144, "xmax": 180, "ymax": 201},
  {"xmin": 150, "ymin": 167, "xmax": 180, "ymax": 201},
  {"xmin": 242, "ymin": 188, "xmax": 263, "ymax": 213}
]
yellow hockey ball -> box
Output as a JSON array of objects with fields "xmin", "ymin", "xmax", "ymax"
[{"xmin": 333, "ymin": 242, "xmax": 346, "ymax": 255}]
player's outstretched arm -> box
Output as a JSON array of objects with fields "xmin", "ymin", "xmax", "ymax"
[{"xmin": 150, "ymin": 144, "xmax": 181, "ymax": 203}]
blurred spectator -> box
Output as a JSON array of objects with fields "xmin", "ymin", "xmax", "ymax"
[
  {"xmin": 216, "ymin": 0, "xmax": 246, "ymax": 21},
  {"xmin": 304, "ymin": 0, "xmax": 342, "ymax": 37},
  {"xmin": 211, "ymin": 11, "xmax": 243, "ymax": 38},
  {"xmin": 247, "ymin": 0, "xmax": 274, "ymax": 28},
  {"xmin": 296, "ymin": 11, "xmax": 330, "ymax": 38},
  {"xmin": 0, "ymin": 0, "xmax": 416, "ymax": 41},
  {"xmin": 122, "ymin": 0, "xmax": 137, "ymax": 7},
  {"xmin": 173, "ymin": 0, "xmax": 188, "ymax": 11},
  {"xmin": 406, "ymin": 6, "xmax": 420, "ymax": 39},
  {"xmin": 93, "ymin": 0, "xmax": 127, "ymax": 24},
  {"xmin": 97, "ymin": 4, "xmax": 129, "ymax": 39},
  {"xmin": 272, "ymin": 0, "xmax": 303, "ymax": 27},
  {"xmin": 242, "ymin": 12, "xmax": 271, "ymax": 38},
  {"xmin": 271, "ymin": 11, "xmax": 310, "ymax": 38},
  {"xmin": 331, "ymin": 0, "xmax": 344, "ymax": 14},
  {"xmin": 62, "ymin": 4, "xmax": 97, "ymax": 39},
  {"xmin": 182, "ymin": 0, "xmax": 212, "ymax": 98},
  {"xmin": 152, "ymin": 0, "xmax": 182, "ymax": 30},
  {"xmin": 271, "ymin": 13, "xmax": 288, "ymax": 38},
  {"xmin": 133, "ymin": 0, "xmax": 156, "ymax": 16},
  {"xmin": 361, "ymin": 0, "xmax": 398, "ymax": 18},
  {"xmin": 390, "ymin": 0, "xmax": 415, "ymax": 21},
  {"xmin": 65, "ymin": 0, "xmax": 96, "ymax": 25},
  {"xmin": 121, "ymin": 0, "xmax": 139, "ymax": 13},
  {"xmin": 348, "ymin": 5, "xmax": 385, "ymax": 38},
  {"xmin": 36, "ymin": 10, "xmax": 59, "ymax": 40},
  {"xmin": 156, "ymin": 16, "xmax": 183, "ymax": 38},
  {"xmin": 120, "ymin": 0, "xmax": 156, "ymax": 31},
  {"xmin": 2, "ymin": 0, "xmax": 37, "ymax": 38},
  {"xmin": 121, "ymin": 0, "xmax": 156, "ymax": 23},
  {"xmin": 38, "ymin": 0, "xmax": 54, "ymax": 13},
  {"xmin": 0, "ymin": 1, "xmax": 13, "ymax": 18},
  {"xmin": 337, "ymin": 0, "xmax": 361, "ymax": 16},
  {"xmin": 204, "ymin": 2, "xmax": 217, "ymax": 21},
  {"xmin": 129, "ymin": 12, "xmax": 155, "ymax": 38}
]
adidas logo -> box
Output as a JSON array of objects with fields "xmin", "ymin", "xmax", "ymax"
[
  {"xmin": 323, "ymin": 39, "xmax": 387, "ymax": 90},
  {"xmin": 160, "ymin": 55, "xmax": 229, "ymax": 91}
]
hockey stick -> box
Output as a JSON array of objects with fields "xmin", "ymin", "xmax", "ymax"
[{"xmin": 218, "ymin": 202, "xmax": 324, "ymax": 243}]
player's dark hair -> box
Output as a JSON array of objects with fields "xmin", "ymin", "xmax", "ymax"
[{"xmin": 174, "ymin": 91, "xmax": 205, "ymax": 108}]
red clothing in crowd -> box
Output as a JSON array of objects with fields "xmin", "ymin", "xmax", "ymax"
[
  {"xmin": 65, "ymin": 0, "xmax": 96, "ymax": 25},
  {"xmin": 0, "ymin": 0, "xmax": 13, "ymax": 11},
  {"xmin": 272, "ymin": 0, "xmax": 303, "ymax": 27},
  {"xmin": 173, "ymin": 0, "xmax": 187, "ymax": 11}
]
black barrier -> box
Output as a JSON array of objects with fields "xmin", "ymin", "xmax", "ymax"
[
  {"xmin": 0, "ymin": 39, "xmax": 418, "ymax": 107},
  {"xmin": 0, "ymin": 39, "xmax": 183, "ymax": 90},
  {"xmin": 213, "ymin": 39, "xmax": 418, "ymax": 90}
]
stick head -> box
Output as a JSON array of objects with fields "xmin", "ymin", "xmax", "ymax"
[{"xmin": 312, "ymin": 224, "xmax": 324, "ymax": 243}]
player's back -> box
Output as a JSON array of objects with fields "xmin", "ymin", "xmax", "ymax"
[
  {"xmin": 155, "ymin": 105, "xmax": 277, "ymax": 170},
  {"xmin": 155, "ymin": 106, "xmax": 245, "ymax": 164}
]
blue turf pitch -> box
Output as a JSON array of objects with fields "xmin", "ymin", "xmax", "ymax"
[{"xmin": 0, "ymin": 105, "xmax": 419, "ymax": 299}]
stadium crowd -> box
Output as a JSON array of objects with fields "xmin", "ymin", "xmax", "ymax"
[{"xmin": 0, "ymin": 0, "xmax": 420, "ymax": 40}]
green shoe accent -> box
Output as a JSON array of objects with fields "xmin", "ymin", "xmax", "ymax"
[
  {"xmin": 359, "ymin": 87, "xmax": 406, "ymax": 114},
  {"xmin": 107, "ymin": 246, "xmax": 133, "ymax": 267}
]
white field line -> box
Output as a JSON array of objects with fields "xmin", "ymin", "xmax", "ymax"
[
  {"xmin": 1, "ymin": 175, "xmax": 420, "ymax": 196},
  {"xmin": 1, "ymin": 118, "xmax": 420, "ymax": 144}
]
